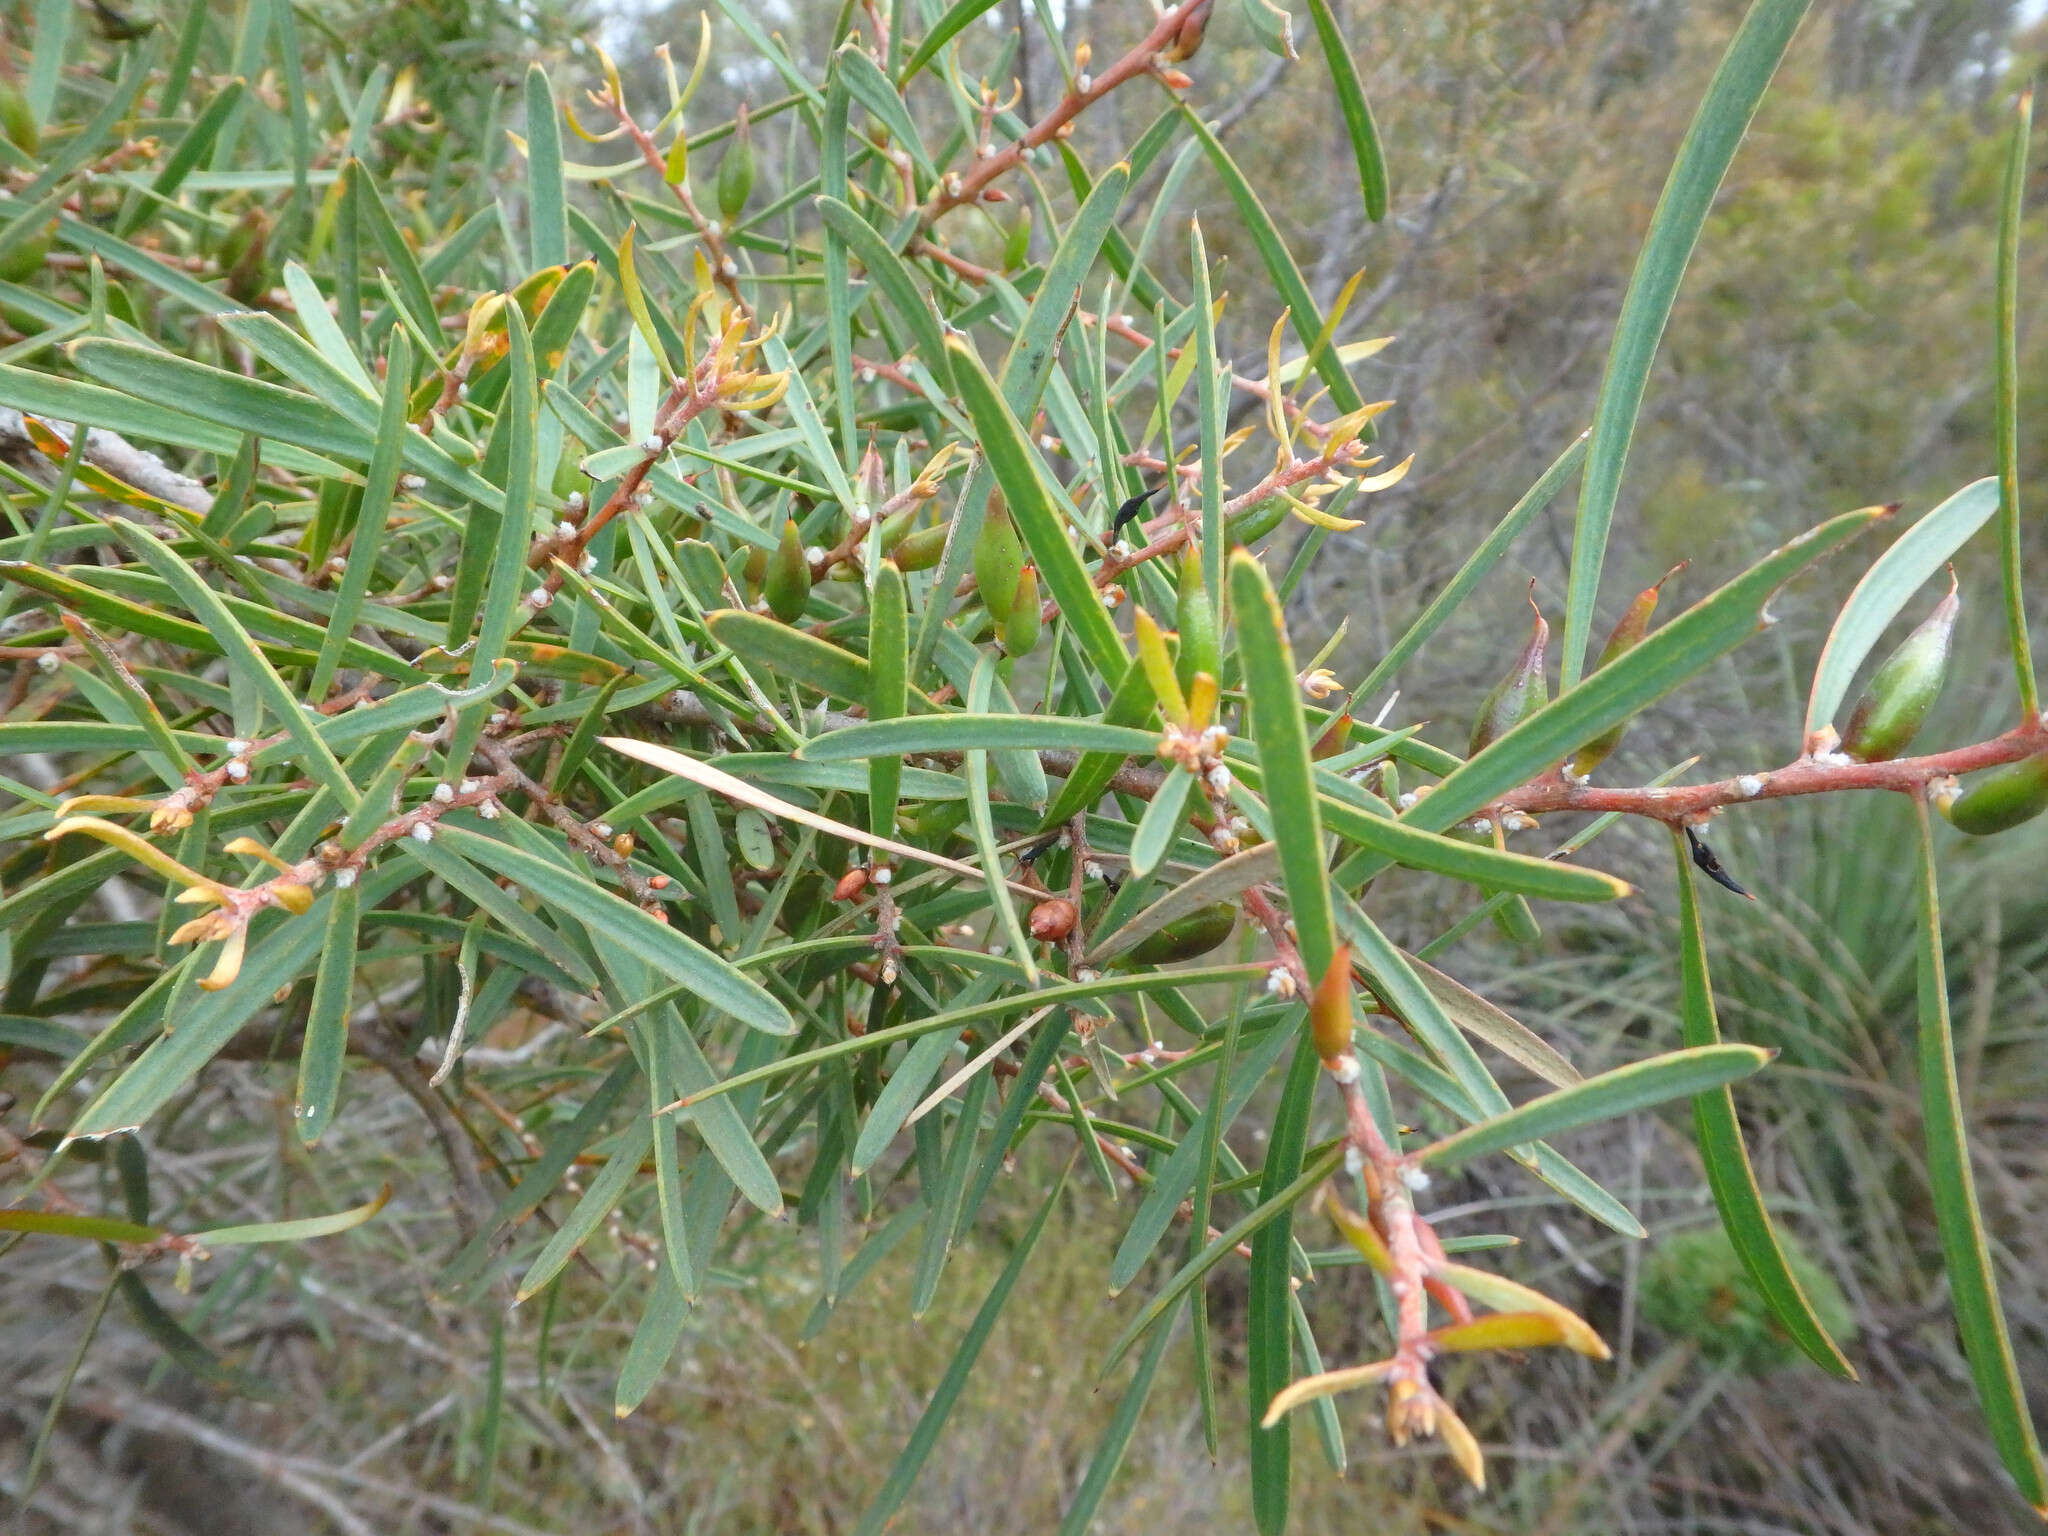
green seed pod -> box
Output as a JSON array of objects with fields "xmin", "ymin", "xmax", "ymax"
[
  {"xmin": 1125, "ymin": 903, "xmax": 1237, "ymax": 966},
  {"xmin": 1841, "ymin": 578, "xmax": 1958, "ymax": 763},
  {"xmin": 999, "ymin": 564, "xmax": 1041, "ymax": 656},
  {"xmin": 1174, "ymin": 541, "xmax": 1219, "ymax": 692},
  {"xmin": 0, "ymin": 220, "xmax": 51, "ymax": 284},
  {"xmin": 217, "ymin": 207, "xmax": 272, "ymax": 306},
  {"xmin": 1225, "ymin": 495, "xmax": 1288, "ymax": 547},
  {"xmin": 716, "ymin": 104, "xmax": 754, "ymax": 224},
  {"xmin": 1373, "ymin": 758, "xmax": 1399, "ymax": 806},
  {"xmin": 891, "ymin": 521, "xmax": 949, "ymax": 573},
  {"xmin": 0, "ymin": 77, "xmax": 38, "ymax": 155},
  {"xmin": 1944, "ymin": 753, "xmax": 2048, "ymax": 837},
  {"xmin": 1569, "ymin": 565, "xmax": 1680, "ymax": 778},
  {"xmin": 732, "ymin": 541, "xmax": 765, "ymax": 596},
  {"xmin": 974, "ymin": 498, "xmax": 1024, "ymax": 625},
  {"xmin": 877, "ymin": 505, "xmax": 917, "ymax": 554},
  {"xmin": 1470, "ymin": 591, "xmax": 1548, "ymax": 756},
  {"xmin": 1002, "ymin": 203, "xmax": 1032, "ymax": 271},
  {"xmin": 550, "ymin": 436, "xmax": 586, "ymax": 501},
  {"xmin": 764, "ymin": 517, "xmax": 811, "ymax": 623}
]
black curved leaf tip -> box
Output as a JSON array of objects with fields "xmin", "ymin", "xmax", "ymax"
[{"xmin": 1685, "ymin": 825, "xmax": 1753, "ymax": 900}]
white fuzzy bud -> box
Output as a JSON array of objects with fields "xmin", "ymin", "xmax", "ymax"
[
  {"xmin": 399, "ymin": 473, "xmax": 426, "ymax": 491},
  {"xmin": 872, "ymin": 866, "xmax": 893, "ymax": 886},
  {"xmin": 804, "ymin": 545, "xmax": 827, "ymax": 566},
  {"xmin": 641, "ymin": 434, "xmax": 665, "ymax": 455},
  {"xmin": 459, "ymin": 780, "xmax": 478, "ymax": 795},
  {"xmin": 593, "ymin": 822, "xmax": 613, "ymax": 840},
  {"xmin": 478, "ymin": 799, "xmax": 499, "ymax": 819},
  {"xmin": 527, "ymin": 587, "xmax": 551, "ymax": 609},
  {"xmin": 556, "ymin": 520, "xmax": 577, "ymax": 540},
  {"xmin": 1206, "ymin": 764, "xmax": 1232, "ymax": 796},
  {"xmin": 1400, "ymin": 1165, "xmax": 1432, "ymax": 1193},
  {"xmin": 580, "ymin": 554, "xmax": 597, "ymax": 574},
  {"xmin": 1344, "ymin": 1145, "xmax": 1365, "ymax": 1177},
  {"xmin": 1084, "ymin": 860, "xmax": 1105, "ymax": 881},
  {"xmin": 431, "ymin": 782, "xmax": 455, "ymax": 804},
  {"xmin": 1329, "ymin": 1055, "xmax": 1360, "ymax": 1085},
  {"xmin": 36, "ymin": 651, "xmax": 59, "ymax": 673},
  {"xmin": 850, "ymin": 503, "xmax": 872, "ymax": 528},
  {"xmin": 1075, "ymin": 967, "xmax": 1099, "ymax": 984},
  {"xmin": 410, "ymin": 821, "xmax": 434, "ymax": 844},
  {"xmin": 566, "ymin": 492, "xmax": 587, "ymax": 513},
  {"xmin": 1397, "ymin": 791, "xmax": 1419, "ymax": 810},
  {"xmin": 1737, "ymin": 774, "xmax": 1766, "ymax": 798},
  {"xmin": 224, "ymin": 760, "xmax": 249, "ymax": 782}
]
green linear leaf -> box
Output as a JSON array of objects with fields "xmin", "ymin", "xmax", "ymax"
[
  {"xmin": 1249, "ymin": 1041, "xmax": 1321, "ymax": 1536},
  {"xmin": 1912, "ymin": 801, "xmax": 2048, "ymax": 1508},
  {"xmin": 1229, "ymin": 548, "xmax": 1334, "ymax": 978},
  {"xmin": 188, "ymin": 1185, "xmax": 389, "ymax": 1248},
  {"xmin": 525, "ymin": 65, "xmax": 567, "ymax": 269},
  {"xmin": 294, "ymin": 881, "xmax": 359, "ymax": 1147},
  {"xmin": 1418, "ymin": 1044, "xmax": 1771, "ymax": 1171},
  {"xmin": 1002, "ymin": 160, "xmax": 1130, "ymax": 417},
  {"xmin": 1996, "ymin": 90, "xmax": 2038, "ymax": 719},
  {"xmin": 836, "ymin": 45, "xmax": 932, "ymax": 178},
  {"xmin": 0, "ymin": 1208, "xmax": 161, "ymax": 1244},
  {"xmin": 948, "ymin": 336, "xmax": 1128, "ymax": 677},
  {"xmin": 435, "ymin": 825, "xmax": 792, "ymax": 1036},
  {"xmin": 1129, "ymin": 764, "xmax": 1196, "ymax": 880},
  {"xmin": 1562, "ymin": 0, "xmax": 1810, "ymax": 686},
  {"xmin": 1302, "ymin": 0, "xmax": 1388, "ymax": 220},
  {"xmin": 804, "ymin": 713, "xmax": 1157, "ymax": 759},
  {"xmin": 868, "ymin": 560, "xmax": 908, "ymax": 838},
  {"xmin": 1671, "ymin": 829, "xmax": 1856, "ymax": 1378},
  {"xmin": 709, "ymin": 608, "xmax": 873, "ymax": 703},
  {"xmin": 1804, "ymin": 478, "xmax": 1996, "ymax": 740},
  {"xmin": 899, "ymin": 0, "xmax": 1003, "ymax": 83}
]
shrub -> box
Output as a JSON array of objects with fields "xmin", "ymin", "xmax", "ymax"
[{"xmin": 0, "ymin": 1, "xmax": 2043, "ymax": 1527}]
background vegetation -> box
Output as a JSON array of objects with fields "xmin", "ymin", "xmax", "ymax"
[{"xmin": 2, "ymin": 0, "xmax": 2046, "ymax": 1533}]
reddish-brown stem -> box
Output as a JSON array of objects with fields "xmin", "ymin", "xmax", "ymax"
[
  {"xmin": 919, "ymin": 0, "xmax": 1210, "ymax": 224},
  {"xmin": 1497, "ymin": 716, "xmax": 2048, "ymax": 825},
  {"xmin": 600, "ymin": 95, "xmax": 748, "ymax": 313}
]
